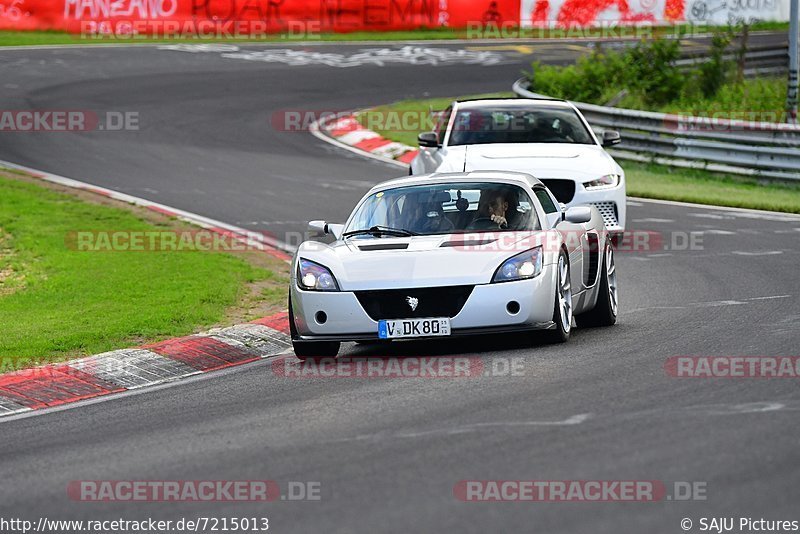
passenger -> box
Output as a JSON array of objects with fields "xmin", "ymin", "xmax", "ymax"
[{"xmin": 404, "ymin": 192, "xmax": 454, "ymax": 234}]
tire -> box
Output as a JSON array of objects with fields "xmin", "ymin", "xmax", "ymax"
[
  {"xmin": 576, "ymin": 240, "xmax": 618, "ymax": 328},
  {"xmin": 288, "ymin": 295, "xmax": 340, "ymax": 360},
  {"xmin": 542, "ymin": 250, "xmax": 572, "ymax": 344},
  {"xmin": 292, "ymin": 340, "xmax": 340, "ymax": 360}
]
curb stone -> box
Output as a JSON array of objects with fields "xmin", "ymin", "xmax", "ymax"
[{"xmin": 0, "ymin": 313, "xmax": 291, "ymax": 418}]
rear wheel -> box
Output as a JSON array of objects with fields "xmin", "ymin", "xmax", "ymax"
[
  {"xmin": 576, "ymin": 241, "xmax": 618, "ymax": 328},
  {"xmin": 288, "ymin": 295, "xmax": 340, "ymax": 360},
  {"xmin": 542, "ymin": 251, "xmax": 572, "ymax": 344}
]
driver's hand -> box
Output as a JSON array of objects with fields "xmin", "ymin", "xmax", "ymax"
[{"xmin": 490, "ymin": 214, "xmax": 508, "ymax": 228}]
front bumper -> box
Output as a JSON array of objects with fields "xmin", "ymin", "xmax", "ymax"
[{"xmin": 290, "ymin": 268, "xmax": 557, "ymax": 341}]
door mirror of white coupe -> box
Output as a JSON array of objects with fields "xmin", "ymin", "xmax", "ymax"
[
  {"xmin": 602, "ymin": 130, "xmax": 622, "ymax": 148},
  {"xmin": 564, "ymin": 206, "xmax": 593, "ymax": 224},
  {"xmin": 418, "ymin": 132, "xmax": 440, "ymax": 148},
  {"xmin": 308, "ymin": 220, "xmax": 345, "ymax": 239},
  {"xmin": 308, "ymin": 220, "xmax": 327, "ymax": 236}
]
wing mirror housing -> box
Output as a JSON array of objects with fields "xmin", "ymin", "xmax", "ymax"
[
  {"xmin": 418, "ymin": 132, "xmax": 440, "ymax": 148},
  {"xmin": 308, "ymin": 220, "xmax": 327, "ymax": 236},
  {"xmin": 602, "ymin": 130, "xmax": 621, "ymax": 147},
  {"xmin": 308, "ymin": 220, "xmax": 344, "ymax": 239},
  {"xmin": 564, "ymin": 206, "xmax": 593, "ymax": 224}
]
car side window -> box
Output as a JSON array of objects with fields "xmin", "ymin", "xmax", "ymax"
[{"xmin": 534, "ymin": 188, "xmax": 558, "ymax": 214}]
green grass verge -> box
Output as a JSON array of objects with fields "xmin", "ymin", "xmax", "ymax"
[
  {"xmin": 0, "ymin": 172, "xmax": 284, "ymax": 369},
  {"xmin": 0, "ymin": 22, "xmax": 789, "ymax": 47},
  {"xmin": 624, "ymin": 161, "xmax": 800, "ymax": 213},
  {"xmin": 357, "ymin": 94, "xmax": 800, "ymax": 214}
]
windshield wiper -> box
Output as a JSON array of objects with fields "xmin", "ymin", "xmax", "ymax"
[{"xmin": 342, "ymin": 225, "xmax": 418, "ymax": 238}]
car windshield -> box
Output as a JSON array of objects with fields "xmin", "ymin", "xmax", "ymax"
[
  {"xmin": 447, "ymin": 105, "xmax": 595, "ymax": 146},
  {"xmin": 344, "ymin": 182, "xmax": 540, "ymax": 237}
]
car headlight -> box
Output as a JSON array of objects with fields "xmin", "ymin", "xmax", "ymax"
[
  {"xmin": 583, "ymin": 174, "xmax": 620, "ymax": 190},
  {"xmin": 492, "ymin": 247, "xmax": 543, "ymax": 283},
  {"xmin": 297, "ymin": 258, "xmax": 339, "ymax": 291}
]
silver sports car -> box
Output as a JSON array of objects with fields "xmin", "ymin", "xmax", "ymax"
[{"xmin": 289, "ymin": 171, "xmax": 618, "ymax": 359}]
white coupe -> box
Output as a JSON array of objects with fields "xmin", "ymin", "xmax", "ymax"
[{"xmin": 410, "ymin": 98, "xmax": 626, "ymax": 234}]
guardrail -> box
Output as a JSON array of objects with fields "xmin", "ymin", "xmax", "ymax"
[
  {"xmin": 513, "ymin": 75, "xmax": 800, "ymax": 181},
  {"xmin": 676, "ymin": 43, "xmax": 790, "ymax": 77}
]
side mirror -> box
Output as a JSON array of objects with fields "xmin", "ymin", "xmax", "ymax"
[
  {"xmin": 308, "ymin": 220, "xmax": 327, "ymax": 236},
  {"xmin": 418, "ymin": 132, "xmax": 440, "ymax": 148},
  {"xmin": 602, "ymin": 130, "xmax": 621, "ymax": 148},
  {"xmin": 564, "ymin": 206, "xmax": 593, "ymax": 224},
  {"xmin": 308, "ymin": 221, "xmax": 345, "ymax": 240}
]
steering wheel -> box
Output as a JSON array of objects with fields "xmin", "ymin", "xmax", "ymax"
[{"xmin": 467, "ymin": 217, "xmax": 505, "ymax": 231}]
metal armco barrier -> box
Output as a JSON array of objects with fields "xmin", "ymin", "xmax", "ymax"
[
  {"xmin": 675, "ymin": 44, "xmax": 791, "ymax": 77},
  {"xmin": 513, "ymin": 72, "xmax": 800, "ymax": 181}
]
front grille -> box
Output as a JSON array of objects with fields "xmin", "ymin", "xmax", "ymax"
[
  {"xmin": 541, "ymin": 179, "xmax": 576, "ymax": 203},
  {"xmin": 355, "ymin": 286, "xmax": 474, "ymax": 321},
  {"xmin": 592, "ymin": 201, "xmax": 619, "ymax": 228}
]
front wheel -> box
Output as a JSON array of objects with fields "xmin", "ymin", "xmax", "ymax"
[
  {"xmin": 576, "ymin": 241, "xmax": 618, "ymax": 328},
  {"xmin": 292, "ymin": 340, "xmax": 340, "ymax": 360},
  {"xmin": 542, "ymin": 250, "xmax": 572, "ymax": 344}
]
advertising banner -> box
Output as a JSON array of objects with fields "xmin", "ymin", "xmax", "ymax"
[{"xmin": 0, "ymin": 0, "xmax": 791, "ymax": 36}]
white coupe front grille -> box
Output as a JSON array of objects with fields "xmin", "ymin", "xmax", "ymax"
[{"xmin": 592, "ymin": 202, "xmax": 618, "ymax": 228}]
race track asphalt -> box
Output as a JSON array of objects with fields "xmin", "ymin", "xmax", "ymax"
[{"xmin": 0, "ymin": 35, "xmax": 798, "ymax": 534}]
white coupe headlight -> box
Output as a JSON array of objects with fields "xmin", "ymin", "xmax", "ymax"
[
  {"xmin": 583, "ymin": 174, "xmax": 620, "ymax": 190},
  {"xmin": 492, "ymin": 247, "xmax": 543, "ymax": 283},
  {"xmin": 297, "ymin": 258, "xmax": 339, "ymax": 291}
]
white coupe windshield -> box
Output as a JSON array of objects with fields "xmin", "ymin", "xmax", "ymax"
[
  {"xmin": 448, "ymin": 105, "xmax": 594, "ymax": 146},
  {"xmin": 345, "ymin": 182, "xmax": 540, "ymax": 237}
]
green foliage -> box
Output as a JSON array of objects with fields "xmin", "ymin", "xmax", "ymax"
[
  {"xmin": 525, "ymin": 27, "xmax": 763, "ymax": 110},
  {"xmin": 530, "ymin": 46, "xmax": 632, "ymax": 103},
  {"xmin": 626, "ymin": 38, "xmax": 683, "ymax": 105},
  {"xmin": 697, "ymin": 31, "xmax": 733, "ymax": 98}
]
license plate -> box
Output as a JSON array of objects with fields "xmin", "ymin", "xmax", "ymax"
[{"xmin": 378, "ymin": 318, "xmax": 451, "ymax": 339}]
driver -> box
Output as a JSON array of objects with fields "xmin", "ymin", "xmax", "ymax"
[{"xmin": 468, "ymin": 189, "xmax": 510, "ymax": 230}]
